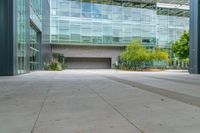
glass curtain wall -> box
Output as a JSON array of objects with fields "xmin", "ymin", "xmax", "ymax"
[
  {"xmin": 30, "ymin": 0, "xmax": 42, "ymax": 20},
  {"xmin": 157, "ymin": 7, "xmax": 189, "ymax": 48},
  {"xmin": 17, "ymin": 0, "xmax": 42, "ymax": 74},
  {"xmin": 50, "ymin": 0, "xmax": 157, "ymax": 47},
  {"xmin": 17, "ymin": 0, "xmax": 27, "ymax": 74},
  {"xmin": 29, "ymin": 0, "xmax": 42, "ymax": 71}
]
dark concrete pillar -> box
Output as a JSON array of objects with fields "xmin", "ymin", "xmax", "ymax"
[
  {"xmin": 41, "ymin": 0, "xmax": 52, "ymax": 66},
  {"xmin": 190, "ymin": 0, "xmax": 200, "ymax": 74},
  {"xmin": 0, "ymin": 0, "xmax": 17, "ymax": 76}
]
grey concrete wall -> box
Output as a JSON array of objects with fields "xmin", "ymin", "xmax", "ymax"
[
  {"xmin": 52, "ymin": 45, "xmax": 125, "ymax": 68},
  {"xmin": 42, "ymin": 44, "xmax": 52, "ymax": 63}
]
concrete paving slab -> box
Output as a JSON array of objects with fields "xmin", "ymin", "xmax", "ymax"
[
  {"xmin": 0, "ymin": 70, "xmax": 200, "ymax": 133},
  {"xmin": 33, "ymin": 79, "xmax": 140, "ymax": 133},
  {"xmin": 86, "ymin": 76, "xmax": 200, "ymax": 133}
]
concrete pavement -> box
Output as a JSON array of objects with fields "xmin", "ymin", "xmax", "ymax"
[{"xmin": 0, "ymin": 70, "xmax": 200, "ymax": 133}]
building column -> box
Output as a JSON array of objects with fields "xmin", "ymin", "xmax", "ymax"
[
  {"xmin": 189, "ymin": 0, "xmax": 200, "ymax": 74},
  {"xmin": 0, "ymin": 0, "xmax": 17, "ymax": 76}
]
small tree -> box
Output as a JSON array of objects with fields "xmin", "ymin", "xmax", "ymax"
[
  {"xmin": 120, "ymin": 40, "xmax": 169, "ymax": 70},
  {"xmin": 172, "ymin": 31, "xmax": 189, "ymax": 60},
  {"xmin": 121, "ymin": 40, "xmax": 151, "ymax": 70},
  {"xmin": 153, "ymin": 48, "xmax": 169, "ymax": 62},
  {"xmin": 152, "ymin": 48, "xmax": 169, "ymax": 68}
]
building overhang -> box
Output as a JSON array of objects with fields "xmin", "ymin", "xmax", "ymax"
[{"xmin": 157, "ymin": 2, "xmax": 189, "ymax": 10}]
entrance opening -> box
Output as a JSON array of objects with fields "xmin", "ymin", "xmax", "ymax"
[{"xmin": 65, "ymin": 58, "xmax": 111, "ymax": 69}]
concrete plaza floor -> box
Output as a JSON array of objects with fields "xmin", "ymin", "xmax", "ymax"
[{"xmin": 0, "ymin": 70, "xmax": 200, "ymax": 133}]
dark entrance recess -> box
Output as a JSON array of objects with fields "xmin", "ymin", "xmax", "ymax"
[{"xmin": 65, "ymin": 58, "xmax": 112, "ymax": 69}]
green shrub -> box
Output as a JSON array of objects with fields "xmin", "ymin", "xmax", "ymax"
[
  {"xmin": 52, "ymin": 53, "xmax": 65, "ymax": 64},
  {"xmin": 120, "ymin": 40, "xmax": 169, "ymax": 70},
  {"xmin": 44, "ymin": 52, "xmax": 68, "ymax": 71},
  {"xmin": 44, "ymin": 62, "xmax": 50, "ymax": 70},
  {"xmin": 44, "ymin": 60, "xmax": 62, "ymax": 71}
]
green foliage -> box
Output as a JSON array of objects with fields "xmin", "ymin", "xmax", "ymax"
[
  {"xmin": 44, "ymin": 53, "xmax": 67, "ymax": 71},
  {"xmin": 172, "ymin": 31, "xmax": 189, "ymax": 60},
  {"xmin": 120, "ymin": 40, "xmax": 169, "ymax": 70},
  {"xmin": 52, "ymin": 53, "xmax": 65, "ymax": 64},
  {"xmin": 121, "ymin": 40, "xmax": 149, "ymax": 69},
  {"xmin": 153, "ymin": 48, "xmax": 169, "ymax": 61},
  {"xmin": 44, "ymin": 60, "xmax": 62, "ymax": 71}
]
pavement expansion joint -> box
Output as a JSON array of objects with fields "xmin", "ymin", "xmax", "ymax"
[
  {"xmin": 31, "ymin": 87, "xmax": 51, "ymax": 133},
  {"xmin": 89, "ymin": 86, "xmax": 144, "ymax": 133}
]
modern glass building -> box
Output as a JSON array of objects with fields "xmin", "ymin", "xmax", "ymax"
[
  {"xmin": 156, "ymin": 2, "xmax": 189, "ymax": 48},
  {"xmin": 0, "ymin": 0, "xmax": 51, "ymax": 76},
  {"xmin": 50, "ymin": 0, "xmax": 157, "ymax": 47},
  {"xmin": 50, "ymin": 0, "xmax": 189, "ymax": 69},
  {"xmin": 50, "ymin": 0, "xmax": 189, "ymax": 47},
  {"xmin": 0, "ymin": 0, "xmax": 191, "ymax": 75}
]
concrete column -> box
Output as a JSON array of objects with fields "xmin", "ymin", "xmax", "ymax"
[
  {"xmin": 41, "ymin": 0, "xmax": 51, "ymax": 66},
  {"xmin": 189, "ymin": 0, "xmax": 200, "ymax": 74},
  {"xmin": 0, "ymin": 0, "xmax": 17, "ymax": 76}
]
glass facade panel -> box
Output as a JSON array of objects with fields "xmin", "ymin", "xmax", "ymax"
[
  {"xmin": 103, "ymin": 23, "xmax": 113, "ymax": 44},
  {"xmin": 92, "ymin": 22, "xmax": 103, "ymax": 44},
  {"xmin": 70, "ymin": 21, "xmax": 81, "ymax": 43},
  {"xmin": 30, "ymin": 0, "xmax": 42, "ymax": 20},
  {"xmin": 157, "ymin": 7, "xmax": 189, "ymax": 48},
  {"xmin": 17, "ymin": 0, "xmax": 43, "ymax": 75},
  {"xmin": 17, "ymin": 0, "xmax": 27, "ymax": 74},
  {"xmin": 50, "ymin": 0, "xmax": 189, "ymax": 48}
]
